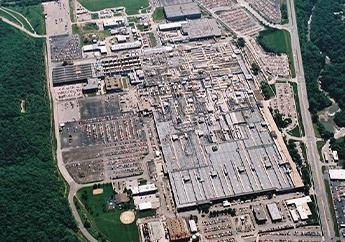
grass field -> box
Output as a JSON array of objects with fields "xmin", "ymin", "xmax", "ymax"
[
  {"xmin": 76, "ymin": 184, "xmax": 140, "ymax": 242},
  {"xmin": 288, "ymin": 125, "xmax": 301, "ymax": 137},
  {"xmin": 8, "ymin": 5, "xmax": 45, "ymax": 34},
  {"xmin": 291, "ymin": 82, "xmax": 305, "ymax": 136},
  {"xmin": 148, "ymin": 32, "xmax": 157, "ymax": 47},
  {"xmin": 78, "ymin": 0, "xmax": 149, "ymax": 15},
  {"xmin": 257, "ymin": 28, "xmax": 295, "ymax": 77},
  {"xmin": 83, "ymin": 22, "xmax": 99, "ymax": 31},
  {"xmin": 324, "ymin": 179, "xmax": 340, "ymax": 237},
  {"xmin": 152, "ymin": 7, "xmax": 165, "ymax": 22},
  {"xmin": 316, "ymin": 140, "xmax": 325, "ymax": 161},
  {"xmin": 0, "ymin": 8, "xmax": 22, "ymax": 26}
]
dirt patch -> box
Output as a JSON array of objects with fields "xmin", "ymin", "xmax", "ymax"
[
  {"xmin": 92, "ymin": 188, "xmax": 103, "ymax": 195},
  {"xmin": 120, "ymin": 211, "xmax": 135, "ymax": 224}
]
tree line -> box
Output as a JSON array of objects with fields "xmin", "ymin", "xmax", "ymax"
[{"xmin": 0, "ymin": 22, "xmax": 79, "ymax": 242}]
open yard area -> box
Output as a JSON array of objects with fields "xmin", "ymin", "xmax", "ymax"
[
  {"xmin": 78, "ymin": 0, "xmax": 149, "ymax": 14},
  {"xmin": 257, "ymin": 28, "xmax": 295, "ymax": 77},
  {"xmin": 9, "ymin": 4, "xmax": 46, "ymax": 34},
  {"xmin": 76, "ymin": 184, "xmax": 140, "ymax": 242},
  {"xmin": 152, "ymin": 7, "xmax": 165, "ymax": 22}
]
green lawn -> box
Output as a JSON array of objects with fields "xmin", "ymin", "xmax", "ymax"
[
  {"xmin": 76, "ymin": 184, "xmax": 140, "ymax": 242},
  {"xmin": 148, "ymin": 32, "xmax": 157, "ymax": 47},
  {"xmin": 83, "ymin": 22, "xmax": 99, "ymax": 31},
  {"xmin": 0, "ymin": 8, "xmax": 22, "ymax": 26},
  {"xmin": 324, "ymin": 179, "xmax": 340, "ymax": 237},
  {"xmin": 288, "ymin": 125, "xmax": 301, "ymax": 137},
  {"xmin": 78, "ymin": 0, "xmax": 149, "ymax": 15},
  {"xmin": 152, "ymin": 7, "xmax": 165, "ymax": 22},
  {"xmin": 291, "ymin": 82, "xmax": 305, "ymax": 136},
  {"xmin": 136, "ymin": 23, "xmax": 145, "ymax": 32},
  {"xmin": 3, "ymin": 7, "xmax": 33, "ymax": 32},
  {"xmin": 8, "ymin": 5, "xmax": 45, "ymax": 34},
  {"xmin": 257, "ymin": 28, "xmax": 295, "ymax": 77},
  {"xmin": 317, "ymin": 140, "xmax": 325, "ymax": 161}
]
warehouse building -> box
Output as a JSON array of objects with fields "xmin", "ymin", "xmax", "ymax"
[
  {"xmin": 253, "ymin": 205, "xmax": 267, "ymax": 224},
  {"xmin": 164, "ymin": 2, "xmax": 201, "ymax": 21},
  {"xmin": 181, "ymin": 19, "xmax": 221, "ymax": 40},
  {"xmin": 52, "ymin": 63, "xmax": 93, "ymax": 86},
  {"xmin": 266, "ymin": 203, "xmax": 282, "ymax": 222}
]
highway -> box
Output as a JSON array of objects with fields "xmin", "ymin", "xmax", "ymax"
[{"xmin": 286, "ymin": 0, "xmax": 336, "ymax": 241}]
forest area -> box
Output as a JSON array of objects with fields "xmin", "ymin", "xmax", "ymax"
[
  {"xmin": 311, "ymin": 0, "xmax": 345, "ymax": 128},
  {"xmin": 0, "ymin": 22, "xmax": 79, "ymax": 242},
  {"xmin": 296, "ymin": 0, "xmax": 345, "ymax": 128},
  {"xmin": 295, "ymin": 0, "xmax": 345, "ymax": 163}
]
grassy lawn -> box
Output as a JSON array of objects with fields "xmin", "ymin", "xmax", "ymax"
[
  {"xmin": 324, "ymin": 179, "xmax": 340, "ymax": 237},
  {"xmin": 73, "ymin": 23, "xmax": 110, "ymax": 45},
  {"xmin": 313, "ymin": 122, "xmax": 322, "ymax": 138},
  {"xmin": 128, "ymin": 16, "xmax": 139, "ymax": 23},
  {"xmin": 3, "ymin": 7, "xmax": 33, "ymax": 32},
  {"xmin": 300, "ymin": 142, "xmax": 307, "ymax": 160},
  {"xmin": 136, "ymin": 23, "xmax": 145, "ymax": 32},
  {"xmin": 152, "ymin": 7, "xmax": 165, "ymax": 22},
  {"xmin": 317, "ymin": 140, "xmax": 325, "ymax": 161},
  {"xmin": 291, "ymin": 82, "xmax": 305, "ymax": 136},
  {"xmin": 69, "ymin": 0, "xmax": 76, "ymax": 22},
  {"xmin": 8, "ymin": 5, "xmax": 45, "ymax": 34},
  {"xmin": 0, "ymin": 8, "xmax": 22, "ymax": 26},
  {"xmin": 76, "ymin": 184, "xmax": 140, "ymax": 242},
  {"xmin": 148, "ymin": 32, "xmax": 157, "ymax": 47},
  {"xmin": 91, "ymin": 13, "xmax": 99, "ymax": 19},
  {"xmin": 83, "ymin": 22, "xmax": 99, "ymax": 31},
  {"xmin": 288, "ymin": 125, "xmax": 301, "ymax": 137},
  {"xmin": 280, "ymin": 0, "xmax": 289, "ymax": 24},
  {"xmin": 78, "ymin": 0, "xmax": 149, "ymax": 15},
  {"xmin": 257, "ymin": 28, "xmax": 295, "ymax": 77}
]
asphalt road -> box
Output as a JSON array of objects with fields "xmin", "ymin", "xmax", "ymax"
[{"xmin": 286, "ymin": 0, "xmax": 337, "ymax": 241}]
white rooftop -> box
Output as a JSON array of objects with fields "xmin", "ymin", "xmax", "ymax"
[
  {"xmin": 286, "ymin": 196, "xmax": 312, "ymax": 206},
  {"xmin": 138, "ymin": 202, "xmax": 152, "ymax": 210},
  {"xmin": 329, "ymin": 169, "xmax": 345, "ymax": 180}
]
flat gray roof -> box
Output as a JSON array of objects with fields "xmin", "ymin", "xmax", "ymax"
[
  {"xmin": 253, "ymin": 206, "xmax": 267, "ymax": 221},
  {"xmin": 182, "ymin": 19, "xmax": 222, "ymax": 40},
  {"xmin": 164, "ymin": 2, "xmax": 201, "ymax": 19},
  {"xmin": 267, "ymin": 203, "xmax": 282, "ymax": 221},
  {"xmin": 155, "ymin": 106, "xmax": 295, "ymax": 209},
  {"xmin": 52, "ymin": 64, "xmax": 93, "ymax": 86},
  {"xmin": 160, "ymin": 0, "xmax": 192, "ymax": 6}
]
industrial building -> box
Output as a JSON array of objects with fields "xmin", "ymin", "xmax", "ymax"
[
  {"xmin": 82, "ymin": 43, "xmax": 107, "ymax": 55},
  {"xmin": 164, "ymin": 2, "xmax": 201, "ymax": 21},
  {"xmin": 266, "ymin": 203, "xmax": 282, "ymax": 222},
  {"xmin": 104, "ymin": 76, "xmax": 127, "ymax": 93},
  {"xmin": 82, "ymin": 78, "xmax": 99, "ymax": 94},
  {"xmin": 329, "ymin": 169, "xmax": 345, "ymax": 180},
  {"xmin": 166, "ymin": 218, "xmax": 191, "ymax": 241},
  {"xmin": 159, "ymin": 21, "xmax": 187, "ymax": 31},
  {"xmin": 103, "ymin": 17, "xmax": 127, "ymax": 29},
  {"xmin": 52, "ymin": 63, "xmax": 94, "ymax": 86},
  {"xmin": 253, "ymin": 205, "xmax": 267, "ymax": 224},
  {"xmin": 181, "ymin": 18, "xmax": 222, "ymax": 40},
  {"xmin": 156, "ymin": 107, "xmax": 299, "ymax": 210},
  {"xmin": 99, "ymin": 53, "xmax": 141, "ymax": 76},
  {"xmin": 111, "ymin": 41, "xmax": 142, "ymax": 52}
]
